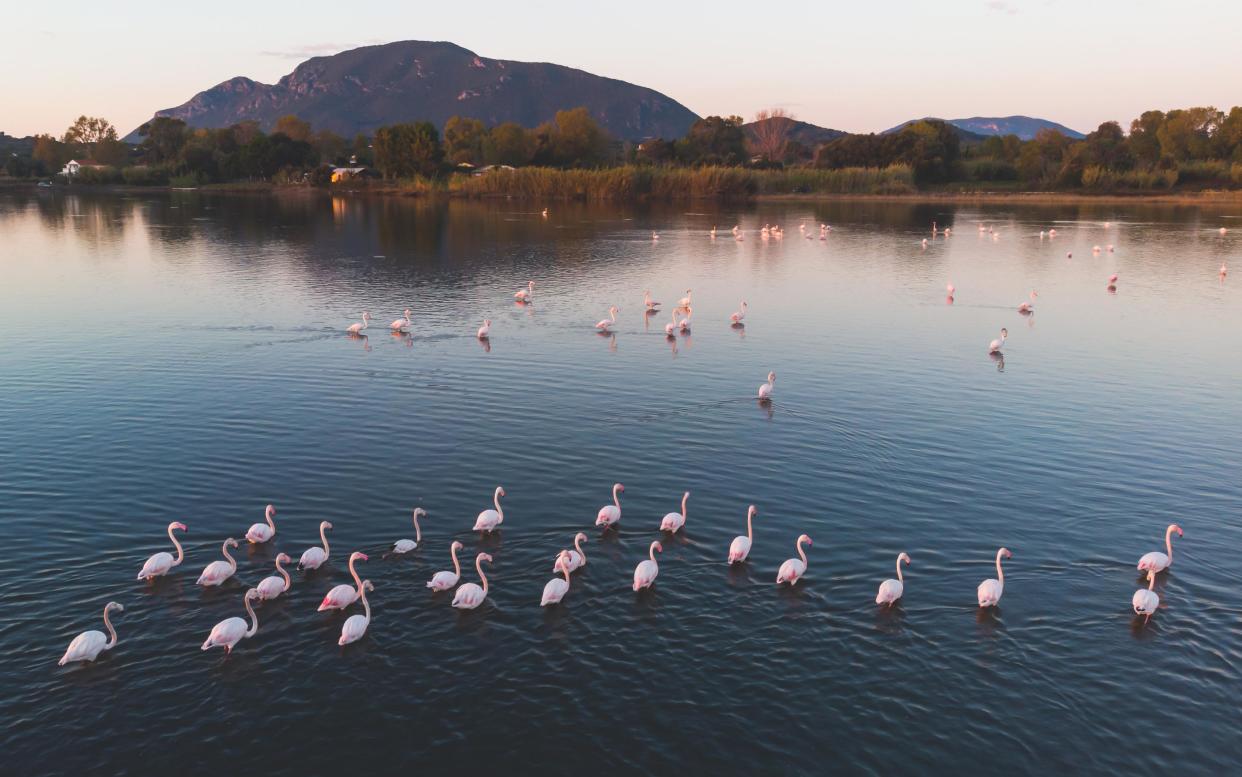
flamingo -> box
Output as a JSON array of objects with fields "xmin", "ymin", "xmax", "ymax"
[
  {"xmin": 201, "ymin": 589, "xmax": 260, "ymax": 653},
  {"xmin": 1137, "ymin": 524, "xmax": 1183, "ymax": 577},
  {"xmin": 542, "ymin": 551, "xmax": 572, "ymax": 606},
  {"xmin": 876, "ymin": 553, "xmax": 911, "ymax": 606},
  {"xmin": 988, "ymin": 328, "xmax": 1008, "ymax": 354},
  {"xmin": 472, "ymin": 486, "xmax": 506, "ymax": 532},
  {"xmin": 1108, "ymin": 245, "xmax": 1115, "ymax": 252},
  {"xmin": 1018, "ymin": 291, "xmax": 1037, "ymax": 313},
  {"xmin": 318, "ymin": 551, "xmax": 368, "ymax": 611},
  {"xmin": 678, "ymin": 289, "xmax": 692, "ymax": 309},
  {"xmin": 1066, "ymin": 251, "xmax": 1073, "ymax": 258},
  {"xmin": 633, "ymin": 541, "xmax": 663, "ymax": 591},
  {"xmin": 595, "ymin": 482, "xmax": 624, "ymax": 527},
  {"xmin": 137, "ymin": 521, "xmax": 188, "ymax": 580},
  {"xmin": 339, "ymin": 581, "xmax": 375, "ymax": 645},
  {"xmin": 1220, "ymin": 227, "xmax": 1228, "ymax": 235},
  {"xmin": 730, "ymin": 301, "xmax": 748, "ymax": 324},
  {"xmin": 346, "ymin": 312, "xmax": 371, "ymax": 334},
  {"xmin": 1221, "ymin": 263, "xmax": 1228, "ymax": 277},
  {"xmin": 390, "ymin": 308, "xmax": 412, "ymax": 332},
  {"xmin": 427, "ymin": 541, "xmax": 465, "ymax": 591},
  {"xmin": 659, "ymin": 491, "xmax": 690, "ymax": 533},
  {"xmin": 515, "ymin": 281, "xmax": 535, "ymax": 303},
  {"xmin": 976, "ymin": 547, "xmax": 1012, "ymax": 607},
  {"xmin": 1108, "ymin": 273, "xmax": 1119, "ymax": 285},
  {"xmin": 1049, "ymin": 228, "xmax": 1057, "ymax": 237},
  {"xmin": 664, "ymin": 308, "xmax": 680, "ymax": 336},
  {"xmin": 921, "ymin": 238, "xmax": 928, "ymax": 249},
  {"xmin": 393, "ymin": 508, "xmax": 425, "ymax": 554},
  {"xmin": 678, "ymin": 306, "xmax": 692, "ymax": 333},
  {"xmin": 758, "ymin": 371, "xmax": 776, "ymax": 401},
  {"xmin": 196, "ymin": 538, "xmax": 239, "ymax": 587},
  {"xmin": 946, "ymin": 282, "xmax": 955, "ymax": 296},
  {"xmin": 710, "ymin": 226, "xmax": 717, "ymax": 238},
  {"xmin": 644, "ymin": 290, "xmax": 661, "ymax": 310},
  {"xmin": 1132, "ymin": 571, "xmax": 1159, "ymax": 622},
  {"xmin": 256, "ymin": 553, "xmax": 292, "ymax": 601},
  {"xmin": 298, "ymin": 521, "xmax": 333, "ymax": 570},
  {"xmin": 452, "ymin": 553, "xmax": 493, "ymax": 609},
  {"xmin": 776, "ymin": 534, "xmax": 813, "ymax": 585},
  {"xmin": 245, "ymin": 504, "xmax": 277, "ymax": 544},
  {"xmin": 595, "ymin": 306, "xmax": 619, "ymax": 332},
  {"xmin": 477, "ymin": 319, "xmax": 491, "ymax": 339},
  {"xmin": 541, "ymin": 208, "xmax": 549, "ymax": 218},
  {"xmin": 58, "ymin": 602, "xmax": 124, "ymax": 666},
  {"xmin": 1093, "ymin": 245, "xmax": 1102, "ymax": 254},
  {"xmin": 555, "ymin": 532, "xmax": 590, "ymax": 572},
  {"xmin": 727, "ymin": 505, "xmax": 758, "ymax": 564}
]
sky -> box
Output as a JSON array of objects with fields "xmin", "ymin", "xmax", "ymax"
[{"xmin": 4, "ymin": 0, "xmax": 1240, "ymax": 138}]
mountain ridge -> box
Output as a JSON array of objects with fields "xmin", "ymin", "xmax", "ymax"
[{"xmin": 883, "ymin": 115, "xmax": 1085, "ymax": 141}]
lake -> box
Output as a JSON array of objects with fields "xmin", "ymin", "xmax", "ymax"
[{"xmin": 1, "ymin": 190, "xmax": 1240, "ymax": 775}]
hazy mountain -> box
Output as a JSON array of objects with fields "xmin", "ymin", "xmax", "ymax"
[
  {"xmin": 0, "ymin": 131, "xmax": 35, "ymax": 156},
  {"xmin": 742, "ymin": 118, "xmax": 847, "ymax": 148},
  {"xmin": 127, "ymin": 41, "xmax": 699, "ymax": 142},
  {"xmin": 883, "ymin": 115, "xmax": 1084, "ymax": 141}
]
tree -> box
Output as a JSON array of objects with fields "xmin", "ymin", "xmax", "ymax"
[
  {"xmin": 1156, "ymin": 107, "xmax": 1222, "ymax": 161},
  {"xmin": 1128, "ymin": 110, "xmax": 1165, "ymax": 167},
  {"xmin": 677, "ymin": 115, "xmax": 747, "ymax": 166},
  {"xmin": 749, "ymin": 109, "xmax": 796, "ymax": 163},
  {"xmin": 1082, "ymin": 121, "xmax": 1132, "ymax": 170},
  {"xmin": 1017, "ymin": 128, "xmax": 1070, "ymax": 184},
  {"xmin": 373, "ymin": 122, "xmax": 443, "ymax": 178},
  {"xmin": 137, "ymin": 117, "xmax": 188, "ymax": 165},
  {"xmin": 62, "ymin": 116, "xmax": 118, "ymax": 158},
  {"xmin": 273, "ymin": 115, "xmax": 312, "ymax": 143},
  {"xmin": 33, "ymin": 134, "xmax": 70, "ymax": 170},
  {"xmin": 443, "ymin": 116, "xmax": 486, "ymax": 165},
  {"xmin": 550, "ymin": 107, "xmax": 611, "ymax": 167},
  {"xmin": 94, "ymin": 137, "xmax": 130, "ymax": 166},
  {"xmin": 482, "ymin": 122, "xmax": 534, "ymax": 166},
  {"xmin": 312, "ymin": 130, "xmax": 347, "ymax": 165},
  {"xmin": 636, "ymin": 138, "xmax": 675, "ymax": 165}
]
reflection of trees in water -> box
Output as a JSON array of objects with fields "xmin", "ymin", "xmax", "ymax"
[{"xmin": 5, "ymin": 191, "xmax": 132, "ymax": 244}]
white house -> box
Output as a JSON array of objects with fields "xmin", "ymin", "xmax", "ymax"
[{"xmin": 60, "ymin": 159, "xmax": 109, "ymax": 177}]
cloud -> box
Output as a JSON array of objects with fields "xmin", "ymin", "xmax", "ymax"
[
  {"xmin": 985, "ymin": 1, "xmax": 1019, "ymax": 14},
  {"xmin": 260, "ymin": 40, "xmax": 386, "ymax": 59}
]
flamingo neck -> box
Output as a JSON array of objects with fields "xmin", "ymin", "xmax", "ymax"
[
  {"xmin": 360, "ymin": 586, "xmax": 371, "ymax": 622},
  {"xmin": 169, "ymin": 526, "xmax": 184, "ymax": 565},
  {"xmin": 276, "ymin": 557, "xmax": 290, "ymax": 590},
  {"xmin": 494, "ymin": 489, "xmax": 504, "ymax": 523},
  {"xmin": 222, "ymin": 541, "xmax": 236, "ymax": 570},
  {"xmin": 320, "ymin": 524, "xmax": 330, "ymax": 556},
  {"xmin": 561, "ymin": 556, "xmax": 571, "ymax": 584},
  {"xmin": 1147, "ymin": 573, "xmax": 1157, "ymax": 592},
  {"xmin": 451, "ymin": 546, "xmax": 461, "ymax": 576},
  {"xmin": 649, "ymin": 543, "xmax": 659, "ymax": 562},
  {"xmin": 995, "ymin": 551, "xmax": 1006, "ymax": 585},
  {"xmin": 797, "ymin": 539, "xmax": 808, "ymax": 565},
  {"xmin": 746, "ymin": 509, "xmax": 754, "ymax": 541},
  {"xmin": 574, "ymin": 535, "xmax": 586, "ymax": 561},
  {"xmin": 680, "ymin": 493, "xmax": 688, "ymax": 522},
  {"xmin": 265, "ymin": 507, "xmax": 275, "ymax": 530},
  {"xmin": 896, "ymin": 558, "xmax": 904, "ymax": 583},
  {"xmin": 613, "ymin": 484, "xmax": 622, "ymax": 508},
  {"xmin": 349, "ymin": 557, "xmax": 363, "ymax": 592},
  {"xmin": 244, "ymin": 595, "xmax": 258, "ymax": 637},
  {"xmin": 102, "ymin": 606, "xmax": 118, "ymax": 648},
  {"xmin": 477, "ymin": 559, "xmax": 489, "ymax": 595},
  {"xmin": 1165, "ymin": 528, "xmax": 1175, "ymax": 562},
  {"xmin": 413, "ymin": 511, "xmax": 422, "ymax": 543}
]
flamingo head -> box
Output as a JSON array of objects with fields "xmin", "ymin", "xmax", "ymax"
[
  {"xmin": 1000, "ymin": 548, "xmax": 1012, "ymax": 559},
  {"xmin": 321, "ymin": 520, "xmax": 333, "ymax": 530},
  {"xmin": 1170, "ymin": 524, "xmax": 1183, "ymax": 537},
  {"xmin": 362, "ymin": 580, "xmax": 375, "ymax": 593},
  {"xmin": 404, "ymin": 308, "xmax": 411, "ymax": 316},
  {"xmin": 1000, "ymin": 328, "xmax": 1009, "ymax": 338},
  {"xmin": 276, "ymin": 553, "xmax": 292, "ymax": 564},
  {"xmin": 575, "ymin": 532, "xmax": 588, "ymax": 543},
  {"xmin": 266, "ymin": 504, "xmax": 276, "ymax": 517},
  {"xmin": 748, "ymin": 505, "xmax": 758, "ymax": 519},
  {"xmin": 799, "ymin": 534, "xmax": 813, "ymax": 547},
  {"xmin": 226, "ymin": 538, "xmax": 239, "ymax": 548},
  {"xmin": 497, "ymin": 486, "xmax": 506, "ymax": 498},
  {"xmin": 106, "ymin": 602, "xmax": 124, "ymax": 613},
  {"xmin": 528, "ymin": 281, "xmax": 535, "ymax": 289},
  {"xmin": 616, "ymin": 483, "xmax": 625, "ymax": 493},
  {"xmin": 170, "ymin": 521, "xmax": 188, "ymax": 532},
  {"xmin": 898, "ymin": 552, "xmax": 911, "ymax": 566},
  {"xmin": 767, "ymin": 371, "xmax": 776, "ymax": 383},
  {"xmin": 483, "ymin": 319, "xmax": 491, "ymax": 326},
  {"xmin": 652, "ymin": 541, "xmax": 664, "ymax": 554},
  {"xmin": 414, "ymin": 507, "xmax": 427, "ymax": 518},
  {"xmin": 1030, "ymin": 290, "xmax": 1038, "ymax": 298},
  {"xmin": 610, "ymin": 306, "xmax": 619, "ymax": 315},
  {"xmin": 362, "ymin": 312, "xmax": 371, "ymax": 321},
  {"xmin": 245, "ymin": 588, "xmax": 261, "ymax": 602},
  {"xmin": 451, "ymin": 541, "xmax": 464, "ymax": 551},
  {"xmin": 479, "ymin": 553, "xmax": 494, "ymax": 564},
  {"xmin": 351, "ymin": 551, "xmax": 369, "ymax": 563}
]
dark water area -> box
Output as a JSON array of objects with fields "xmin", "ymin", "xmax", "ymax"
[{"xmin": 1, "ymin": 190, "xmax": 1240, "ymax": 775}]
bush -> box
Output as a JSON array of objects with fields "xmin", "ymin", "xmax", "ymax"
[
  {"xmin": 72, "ymin": 166, "xmax": 122, "ymax": 185},
  {"xmin": 122, "ymin": 166, "xmax": 170, "ymax": 185}
]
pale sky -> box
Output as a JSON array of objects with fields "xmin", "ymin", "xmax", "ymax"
[{"xmin": 4, "ymin": 0, "xmax": 1240, "ymax": 138}]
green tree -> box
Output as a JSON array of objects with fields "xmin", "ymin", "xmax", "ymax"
[
  {"xmin": 33, "ymin": 134, "xmax": 70, "ymax": 170},
  {"xmin": 482, "ymin": 122, "xmax": 534, "ymax": 166},
  {"xmin": 373, "ymin": 122, "xmax": 443, "ymax": 178},
  {"xmin": 1082, "ymin": 121, "xmax": 1131, "ymax": 170},
  {"xmin": 1156, "ymin": 107, "xmax": 1222, "ymax": 161},
  {"xmin": 549, "ymin": 107, "xmax": 611, "ymax": 167},
  {"xmin": 62, "ymin": 115, "xmax": 119, "ymax": 159},
  {"xmin": 312, "ymin": 130, "xmax": 347, "ymax": 165},
  {"xmin": 443, "ymin": 116, "xmax": 486, "ymax": 165},
  {"xmin": 1128, "ymin": 110, "xmax": 1165, "ymax": 166},
  {"xmin": 273, "ymin": 115, "xmax": 312, "ymax": 143},
  {"xmin": 137, "ymin": 117, "xmax": 188, "ymax": 166},
  {"xmin": 676, "ymin": 115, "xmax": 747, "ymax": 166}
]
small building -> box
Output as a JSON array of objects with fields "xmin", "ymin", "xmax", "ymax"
[
  {"xmin": 331, "ymin": 166, "xmax": 369, "ymax": 183},
  {"xmin": 60, "ymin": 159, "xmax": 110, "ymax": 177},
  {"xmin": 471, "ymin": 164, "xmax": 516, "ymax": 176}
]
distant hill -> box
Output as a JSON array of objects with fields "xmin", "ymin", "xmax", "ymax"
[
  {"xmin": 742, "ymin": 118, "xmax": 847, "ymax": 149},
  {"xmin": 883, "ymin": 115, "xmax": 1084, "ymax": 141},
  {"xmin": 127, "ymin": 40, "xmax": 700, "ymax": 142},
  {"xmin": 881, "ymin": 119, "xmax": 991, "ymax": 143},
  {"xmin": 0, "ymin": 132, "xmax": 35, "ymax": 156}
]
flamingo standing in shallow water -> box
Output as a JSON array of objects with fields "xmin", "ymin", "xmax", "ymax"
[
  {"xmin": 556, "ymin": 532, "xmax": 590, "ymax": 572},
  {"xmin": 664, "ymin": 309, "xmax": 680, "ymax": 336},
  {"xmin": 256, "ymin": 553, "xmax": 293, "ymax": 601},
  {"xmin": 727, "ymin": 505, "xmax": 758, "ymax": 564},
  {"xmin": 201, "ymin": 589, "xmax": 260, "ymax": 653},
  {"xmin": 542, "ymin": 551, "xmax": 572, "ymax": 606},
  {"xmin": 1137, "ymin": 524, "xmax": 1183, "ymax": 577},
  {"xmin": 245, "ymin": 504, "xmax": 277, "ymax": 544},
  {"xmin": 730, "ymin": 301, "xmax": 748, "ymax": 324},
  {"xmin": 1132, "ymin": 572, "xmax": 1160, "ymax": 622},
  {"xmin": 392, "ymin": 508, "xmax": 425, "ymax": 554},
  {"xmin": 1018, "ymin": 291, "xmax": 1037, "ymax": 313},
  {"xmin": 298, "ymin": 521, "xmax": 332, "ymax": 570},
  {"xmin": 390, "ymin": 308, "xmax": 412, "ymax": 332},
  {"xmin": 59, "ymin": 602, "xmax": 124, "ymax": 666},
  {"xmin": 318, "ymin": 551, "xmax": 368, "ymax": 611},
  {"xmin": 977, "ymin": 548, "xmax": 1012, "ymax": 607},
  {"xmin": 515, "ymin": 281, "xmax": 535, "ymax": 303},
  {"xmin": 946, "ymin": 282, "xmax": 955, "ymax": 296},
  {"xmin": 758, "ymin": 371, "xmax": 776, "ymax": 400},
  {"xmin": 196, "ymin": 538, "xmax": 239, "ymax": 587},
  {"xmin": 346, "ymin": 312, "xmax": 371, "ymax": 334},
  {"xmin": 137, "ymin": 521, "xmax": 188, "ymax": 580},
  {"xmin": 452, "ymin": 553, "xmax": 493, "ymax": 609},
  {"xmin": 633, "ymin": 541, "xmax": 663, "ymax": 591},
  {"xmin": 678, "ymin": 306, "xmax": 692, "ymax": 333},
  {"xmin": 427, "ymin": 541, "xmax": 465, "ymax": 591},
  {"xmin": 644, "ymin": 290, "xmax": 661, "ymax": 310},
  {"xmin": 659, "ymin": 491, "xmax": 690, "ymax": 533},
  {"xmin": 677, "ymin": 289, "xmax": 692, "ymax": 309},
  {"xmin": 776, "ymin": 534, "xmax": 813, "ymax": 585},
  {"xmin": 472, "ymin": 486, "xmax": 506, "ymax": 532},
  {"xmin": 596, "ymin": 483, "xmax": 624, "ymax": 527},
  {"xmin": 338, "ymin": 581, "xmax": 375, "ymax": 645},
  {"xmin": 989, "ymin": 328, "xmax": 1008, "ymax": 354},
  {"xmin": 876, "ymin": 553, "xmax": 911, "ymax": 606},
  {"xmin": 476, "ymin": 319, "xmax": 491, "ymax": 339},
  {"xmin": 595, "ymin": 306, "xmax": 619, "ymax": 332}
]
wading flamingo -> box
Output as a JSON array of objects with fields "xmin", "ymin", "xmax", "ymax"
[
  {"xmin": 390, "ymin": 308, "xmax": 412, "ymax": 332},
  {"xmin": 298, "ymin": 521, "xmax": 332, "ymax": 570},
  {"xmin": 1018, "ymin": 291, "xmax": 1037, "ymax": 313},
  {"xmin": 730, "ymin": 301, "xmax": 748, "ymax": 324},
  {"xmin": 596, "ymin": 306, "xmax": 619, "ymax": 332},
  {"xmin": 645, "ymin": 291, "xmax": 661, "ymax": 310},
  {"xmin": 1132, "ymin": 572, "xmax": 1159, "ymax": 622},
  {"xmin": 555, "ymin": 532, "xmax": 590, "ymax": 572},
  {"xmin": 393, "ymin": 508, "xmax": 425, "ymax": 553},
  {"xmin": 245, "ymin": 504, "xmax": 277, "ymax": 544},
  {"xmin": 679, "ymin": 307, "xmax": 692, "ymax": 332},
  {"xmin": 542, "ymin": 551, "xmax": 572, "ymax": 606},
  {"xmin": 659, "ymin": 491, "xmax": 690, "ymax": 533},
  {"xmin": 946, "ymin": 282, "xmax": 955, "ymax": 296},
  {"xmin": 515, "ymin": 281, "xmax": 535, "ymax": 303},
  {"xmin": 664, "ymin": 309, "xmax": 680, "ymax": 336},
  {"xmin": 201, "ymin": 589, "xmax": 260, "ymax": 653},
  {"xmin": 678, "ymin": 289, "xmax": 693, "ymax": 309},
  {"xmin": 876, "ymin": 553, "xmax": 911, "ymax": 606},
  {"xmin": 196, "ymin": 538, "xmax": 239, "ymax": 587},
  {"xmin": 256, "ymin": 553, "xmax": 292, "ymax": 601},
  {"xmin": 452, "ymin": 553, "xmax": 493, "ymax": 609},
  {"xmin": 59, "ymin": 602, "xmax": 124, "ymax": 666},
  {"xmin": 137, "ymin": 521, "xmax": 187, "ymax": 580},
  {"xmin": 727, "ymin": 505, "xmax": 758, "ymax": 564},
  {"xmin": 339, "ymin": 581, "xmax": 375, "ymax": 645},
  {"xmin": 596, "ymin": 483, "xmax": 624, "ymax": 527},
  {"xmin": 989, "ymin": 328, "xmax": 1008, "ymax": 354},
  {"xmin": 427, "ymin": 541, "xmax": 465, "ymax": 591},
  {"xmin": 1137, "ymin": 524, "xmax": 1183, "ymax": 577},
  {"xmin": 776, "ymin": 534, "xmax": 813, "ymax": 585},
  {"xmin": 477, "ymin": 319, "xmax": 491, "ymax": 339},
  {"xmin": 758, "ymin": 371, "xmax": 776, "ymax": 401},
  {"xmin": 633, "ymin": 541, "xmax": 663, "ymax": 591},
  {"xmin": 473, "ymin": 486, "xmax": 506, "ymax": 532},
  {"xmin": 318, "ymin": 552, "xmax": 368, "ymax": 611},
  {"xmin": 346, "ymin": 312, "xmax": 371, "ymax": 334},
  {"xmin": 977, "ymin": 548, "xmax": 1012, "ymax": 607}
]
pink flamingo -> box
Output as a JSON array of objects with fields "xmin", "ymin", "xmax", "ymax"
[
  {"xmin": 776, "ymin": 534, "xmax": 813, "ymax": 585},
  {"xmin": 452, "ymin": 553, "xmax": 493, "ymax": 609},
  {"xmin": 427, "ymin": 541, "xmax": 465, "ymax": 591},
  {"xmin": 201, "ymin": 589, "xmax": 260, "ymax": 653},
  {"xmin": 595, "ymin": 306, "xmax": 619, "ymax": 332},
  {"xmin": 876, "ymin": 553, "xmax": 911, "ymax": 606},
  {"xmin": 346, "ymin": 312, "xmax": 371, "ymax": 334},
  {"xmin": 1108, "ymin": 273, "xmax": 1119, "ymax": 285},
  {"xmin": 196, "ymin": 538, "xmax": 239, "ymax": 587},
  {"xmin": 472, "ymin": 486, "xmax": 506, "ymax": 532},
  {"xmin": 1018, "ymin": 291, "xmax": 1037, "ymax": 313},
  {"xmin": 664, "ymin": 309, "xmax": 680, "ymax": 336},
  {"xmin": 542, "ymin": 551, "xmax": 572, "ymax": 606},
  {"xmin": 989, "ymin": 328, "xmax": 1008, "ymax": 354},
  {"xmin": 137, "ymin": 521, "xmax": 188, "ymax": 580},
  {"xmin": 318, "ymin": 551, "xmax": 368, "ymax": 611},
  {"xmin": 393, "ymin": 508, "xmax": 425, "ymax": 553},
  {"xmin": 555, "ymin": 532, "xmax": 590, "ymax": 572},
  {"xmin": 339, "ymin": 581, "xmax": 375, "ymax": 645},
  {"xmin": 477, "ymin": 319, "xmax": 491, "ymax": 339},
  {"xmin": 59, "ymin": 602, "xmax": 124, "ymax": 665},
  {"xmin": 758, "ymin": 371, "xmax": 776, "ymax": 400},
  {"xmin": 1220, "ymin": 263, "xmax": 1228, "ymax": 277},
  {"xmin": 256, "ymin": 553, "xmax": 292, "ymax": 601},
  {"xmin": 1137, "ymin": 524, "xmax": 1183, "ymax": 577},
  {"xmin": 298, "ymin": 521, "xmax": 333, "ymax": 570},
  {"xmin": 659, "ymin": 491, "xmax": 690, "ymax": 533},
  {"xmin": 633, "ymin": 541, "xmax": 663, "ymax": 591},
  {"xmin": 515, "ymin": 281, "xmax": 535, "ymax": 303},
  {"xmin": 645, "ymin": 290, "xmax": 661, "ymax": 310},
  {"xmin": 679, "ymin": 306, "xmax": 692, "ymax": 332},
  {"xmin": 1132, "ymin": 572, "xmax": 1159, "ymax": 622},
  {"xmin": 677, "ymin": 289, "xmax": 692, "ymax": 309},
  {"xmin": 390, "ymin": 308, "xmax": 412, "ymax": 332},
  {"xmin": 727, "ymin": 505, "xmax": 758, "ymax": 563},
  {"xmin": 977, "ymin": 548, "xmax": 1012, "ymax": 607},
  {"xmin": 596, "ymin": 483, "xmax": 624, "ymax": 527},
  {"xmin": 946, "ymin": 282, "xmax": 955, "ymax": 296},
  {"xmin": 245, "ymin": 504, "xmax": 277, "ymax": 544},
  {"xmin": 730, "ymin": 301, "xmax": 748, "ymax": 324}
]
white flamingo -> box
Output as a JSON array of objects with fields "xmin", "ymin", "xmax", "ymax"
[
  {"xmin": 515, "ymin": 281, "xmax": 535, "ymax": 303},
  {"xmin": 318, "ymin": 551, "xmax": 368, "ymax": 611},
  {"xmin": 758, "ymin": 371, "xmax": 776, "ymax": 401},
  {"xmin": 1137, "ymin": 524, "xmax": 1183, "ymax": 577},
  {"xmin": 346, "ymin": 312, "xmax": 371, "ymax": 334},
  {"xmin": 427, "ymin": 541, "xmax": 465, "ymax": 591},
  {"xmin": 977, "ymin": 548, "xmax": 1012, "ymax": 607},
  {"xmin": 727, "ymin": 505, "xmax": 758, "ymax": 563},
  {"xmin": 59, "ymin": 602, "xmax": 124, "ymax": 665},
  {"xmin": 542, "ymin": 551, "xmax": 572, "ymax": 606},
  {"xmin": 679, "ymin": 306, "xmax": 692, "ymax": 332},
  {"xmin": 595, "ymin": 306, "xmax": 619, "ymax": 332},
  {"xmin": 393, "ymin": 508, "xmax": 425, "ymax": 553},
  {"xmin": 201, "ymin": 589, "xmax": 261, "ymax": 654},
  {"xmin": 196, "ymin": 538, "xmax": 239, "ymax": 587},
  {"xmin": 137, "ymin": 521, "xmax": 188, "ymax": 580},
  {"xmin": 595, "ymin": 483, "xmax": 624, "ymax": 527},
  {"xmin": 339, "ymin": 581, "xmax": 375, "ymax": 645},
  {"xmin": 633, "ymin": 541, "xmax": 663, "ymax": 591},
  {"xmin": 989, "ymin": 328, "xmax": 1008, "ymax": 354},
  {"xmin": 390, "ymin": 308, "xmax": 412, "ymax": 332},
  {"xmin": 664, "ymin": 309, "xmax": 680, "ymax": 336},
  {"xmin": 452, "ymin": 553, "xmax": 493, "ymax": 609},
  {"xmin": 659, "ymin": 491, "xmax": 690, "ymax": 533},
  {"xmin": 555, "ymin": 532, "xmax": 590, "ymax": 572},
  {"xmin": 876, "ymin": 553, "xmax": 911, "ymax": 606},
  {"xmin": 298, "ymin": 521, "xmax": 333, "ymax": 570},
  {"xmin": 477, "ymin": 319, "xmax": 491, "ymax": 339},
  {"xmin": 776, "ymin": 534, "xmax": 813, "ymax": 585},
  {"xmin": 255, "ymin": 553, "xmax": 293, "ymax": 601},
  {"xmin": 1132, "ymin": 572, "xmax": 1160, "ymax": 623},
  {"xmin": 678, "ymin": 289, "xmax": 692, "ymax": 309},
  {"xmin": 472, "ymin": 486, "xmax": 506, "ymax": 532},
  {"xmin": 730, "ymin": 301, "xmax": 748, "ymax": 324},
  {"xmin": 645, "ymin": 290, "xmax": 661, "ymax": 310},
  {"xmin": 245, "ymin": 504, "xmax": 277, "ymax": 544}
]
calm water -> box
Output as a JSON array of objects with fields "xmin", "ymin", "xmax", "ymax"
[{"xmin": 2, "ymin": 191, "xmax": 1240, "ymax": 774}]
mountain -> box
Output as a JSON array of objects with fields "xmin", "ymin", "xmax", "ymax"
[
  {"xmin": 128, "ymin": 41, "xmax": 699, "ymax": 142},
  {"xmin": 0, "ymin": 131, "xmax": 35, "ymax": 156},
  {"xmin": 743, "ymin": 118, "xmax": 846, "ymax": 149},
  {"xmin": 883, "ymin": 115, "xmax": 1084, "ymax": 141},
  {"xmin": 881, "ymin": 118, "xmax": 991, "ymax": 143}
]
